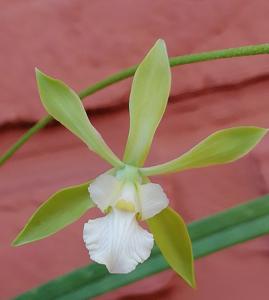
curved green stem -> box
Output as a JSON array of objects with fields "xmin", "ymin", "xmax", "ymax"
[
  {"xmin": 0, "ymin": 115, "xmax": 53, "ymax": 164},
  {"xmin": 1, "ymin": 43, "xmax": 269, "ymax": 166}
]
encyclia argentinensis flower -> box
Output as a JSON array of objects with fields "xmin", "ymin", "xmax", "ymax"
[
  {"xmin": 13, "ymin": 39, "xmax": 267, "ymax": 288},
  {"xmin": 83, "ymin": 172, "xmax": 169, "ymax": 273}
]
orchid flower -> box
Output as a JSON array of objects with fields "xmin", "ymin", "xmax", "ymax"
[
  {"xmin": 12, "ymin": 40, "xmax": 267, "ymax": 288},
  {"xmin": 84, "ymin": 169, "xmax": 168, "ymax": 274}
]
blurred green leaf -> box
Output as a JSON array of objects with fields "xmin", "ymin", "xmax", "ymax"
[
  {"xmin": 147, "ymin": 207, "xmax": 195, "ymax": 288},
  {"xmin": 123, "ymin": 39, "xmax": 171, "ymax": 167},
  {"xmin": 14, "ymin": 193, "xmax": 269, "ymax": 299},
  {"xmin": 142, "ymin": 126, "xmax": 267, "ymax": 176},
  {"xmin": 36, "ymin": 69, "xmax": 123, "ymax": 168},
  {"xmin": 13, "ymin": 182, "xmax": 93, "ymax": 246}
]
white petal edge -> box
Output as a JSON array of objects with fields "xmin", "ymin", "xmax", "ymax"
[
  {"xmin": 83, "ymin": 209, "xmax": 154, "ymax": 274},
  {"xmin": 89, "ymin": 174, "xmax": 121, "ymax": 211},
  {"xmin": 138, "ymin": 183, "xmax": 169, "ymax": 220}
]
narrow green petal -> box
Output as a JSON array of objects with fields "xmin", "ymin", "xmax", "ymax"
[
  {"xmin": 147, "ymin": 207, "xmax": 195, "ymax": 288},
  {"xmin": 142, "ymin": 126, "xmax": 268, "ymax": 176},
  {"xmin": 36, "ymin": 69, "xmax": 123, "ymax": 168},
  {"xmin": 123, "ymin": 39, "xmax": 171, "ymax": 167},
  {"xmin": 12, "ymin": 182, "xmax": 93, "ymax": 246}
]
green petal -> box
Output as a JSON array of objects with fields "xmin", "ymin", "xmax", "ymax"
[
  {"xmin": 12, "ymin": 182, "xmax": 93, "ymax": 246},
  {"xmin": 36, "ymin": 69, "xmax": 123, "ymax": 168},
  {"xmin": 123, "ymin": 39, "xmax": 171, "ymax": 167},
  {"xmin": 142, "ymin": 126, "xmax": 268, "ymax": 176},
  {"xmin": 147, "ymin": 207, "xmax": 195, "ymax": 288}
]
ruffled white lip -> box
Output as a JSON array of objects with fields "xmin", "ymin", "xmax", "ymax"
[
  {"xmin": 83, "ymin": 209, "xmax": 153, "ymax": 273},
  {"xmin": 84, "ymin": 173, "xmax": 169, "ymax": 274}
]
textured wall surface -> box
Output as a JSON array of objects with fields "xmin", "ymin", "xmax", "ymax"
[{"xmin": 1, "ymin": 0, "xmax": 269, "ymax": 299}]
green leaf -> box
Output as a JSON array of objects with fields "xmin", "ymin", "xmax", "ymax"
[
  {"xmin": 36, "ymin": 69, "xmax": 123, "ymax": 168},
  {"xmin": 12, "ymin": 182, "xmax": 93, "ymax": 246},
  {"xmin": 142, "ymin": 126, "xmax": 268, "ymax": 176},
  {"xmin": 123, "ymin": 39, "xmax": 171, "ymax": 167},
  {"xmin": 147, "ymin": 207, "xmax": 195, "ymax": 288},
  {"xmin": 14, "ymin": 193, "xmax": 269, "ymax": 299}
]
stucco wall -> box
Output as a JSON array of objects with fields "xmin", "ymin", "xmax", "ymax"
[{"xmin": 1, "ymin": 1, "xmax": 269, "ymax": 299}]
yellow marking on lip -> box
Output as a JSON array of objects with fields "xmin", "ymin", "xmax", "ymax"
[{"xmin": 115, "ymin": 199, "xmax": 135, "ymax": 212}]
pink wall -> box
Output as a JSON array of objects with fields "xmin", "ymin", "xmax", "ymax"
[{"xmin": 1, "ymin": 1, "xmax": 269, "ymax": 299}]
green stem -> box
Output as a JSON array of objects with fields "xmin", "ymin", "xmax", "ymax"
[
  {"xmin": 0, "ymin": 115, "xmax": 53, "ymax": 164},
  {"xmin": 1, "ymin": 43, "xmax": 269, "ymax": 166}
]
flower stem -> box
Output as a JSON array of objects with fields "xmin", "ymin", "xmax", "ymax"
[{"xmin": 1, "ymin": 43, "xmax": 269, "ymax": 166}]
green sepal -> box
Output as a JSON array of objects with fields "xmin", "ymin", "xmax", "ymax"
[
  {"xmin": 142, "ymin": 126, "xmax": 268, "ymax": 176},
  {"xmin": 12, "ymin": 181, "xmax": 93, "ymax": 246},
  {"xmin": 123, "ymin": 39, "xmax": 171, "ymax": 167},
  {"xmin": 36, "ymin": 69, "xmax": 123, "ymax": 168},
  {"xmin": 147, "ymin": 207, "xmax": 195, "ymax": 288}
]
